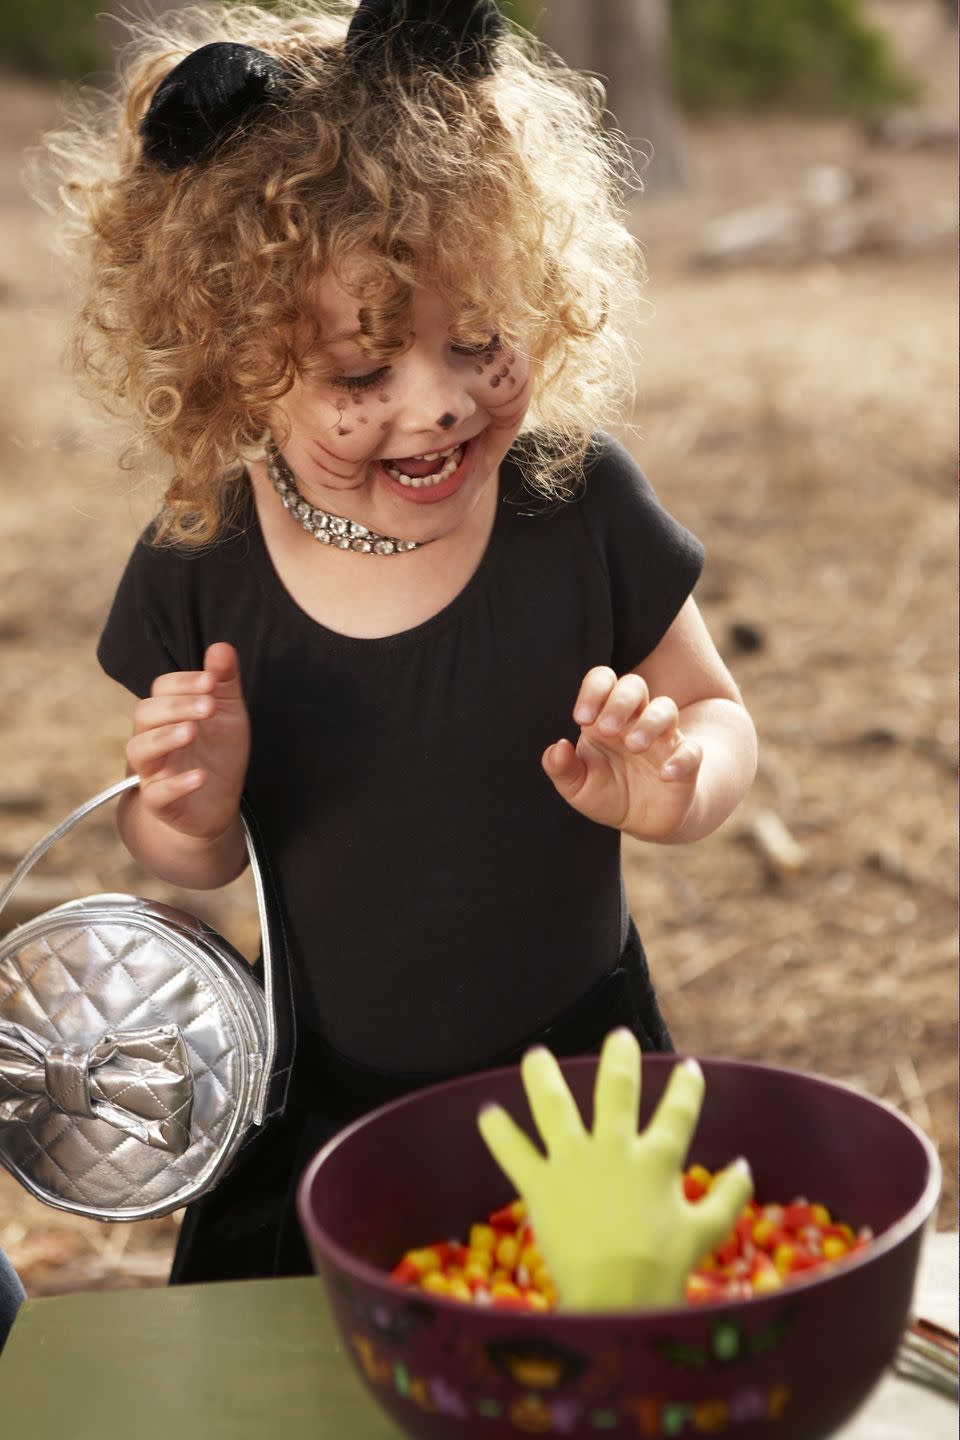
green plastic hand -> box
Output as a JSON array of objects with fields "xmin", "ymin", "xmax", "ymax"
[{"xmin": 477, "ymin": 1028, "xmax": 753, "ymax": 1311}]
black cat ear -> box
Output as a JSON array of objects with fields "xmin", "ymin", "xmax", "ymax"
[
  {"xmin": 140, "ymin": 42, "xmax": 290, "ymax": 171},
  {"xmin": 344, "ymin": 0, "xmax": 506, "ymax": 81}
]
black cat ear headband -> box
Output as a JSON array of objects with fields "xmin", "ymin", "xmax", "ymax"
[{"xmin": 140, "ymin": 0, "xmax": 506, "ymax": 172}]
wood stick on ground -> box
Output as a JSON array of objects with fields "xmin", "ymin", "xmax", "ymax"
[
  {"xmin": 667, "ymin": 917, "xmax": 814, "ymax": 990},
  {"xmin": 892, "ymin": 1053, "xmax": 935, "ymax": 1135},
  {"xmin": 744, "ymin": 808, "xmax": 810, "ymax": 878}
]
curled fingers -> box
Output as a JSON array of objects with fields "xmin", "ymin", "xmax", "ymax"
[{"xmin": 126, "ymin": 720, "xmax": 196, "ymax": 780}]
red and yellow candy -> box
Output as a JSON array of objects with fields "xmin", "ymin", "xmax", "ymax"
[{"xmin": 390, "ymin": 1167, "xmax": 872, "ymax": 1310}]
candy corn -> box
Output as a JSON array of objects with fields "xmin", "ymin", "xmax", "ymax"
[{"xmin": 391, "ymin": 1168, "xmax": 869, "ymax": 1311}]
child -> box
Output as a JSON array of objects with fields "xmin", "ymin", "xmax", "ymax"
[
  {"xmin": 47, "ymin": 0, "xmax": 757, "ymax": 1283},
  {"xmin": 0, "ymin": 1246, "xmax": 25, "ymax": 1352}
]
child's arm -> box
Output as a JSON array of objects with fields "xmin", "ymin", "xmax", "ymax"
[
  {"xmin": 542, "ymin": 598, "xmax": 757, "ymax": 845},
  {"xmin": 118, "ymin": 642, "xmax": 250, "ymax": 889}
]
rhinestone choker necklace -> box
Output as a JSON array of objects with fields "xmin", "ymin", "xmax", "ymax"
[{"xmin": 265, "ymin": 441, "xmax": 429, "ymax": 555}]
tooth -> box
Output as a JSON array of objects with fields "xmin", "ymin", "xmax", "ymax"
[{"xmin": 382, "ymin": 442, "xmax": 464, "ymax": 486}]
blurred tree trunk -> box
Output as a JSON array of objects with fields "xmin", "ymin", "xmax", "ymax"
[{"xmin": 539, "ymin": 0, "xmax": 689, "ymax": 192}]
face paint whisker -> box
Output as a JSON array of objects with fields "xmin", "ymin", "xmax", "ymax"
[
  {"xmin": 311, "ymin": 436, "xmax": 364, "ymax": 473},
  {"xmin": 488, "ymin": 401, "xmax": 530, "ymax": 427}
]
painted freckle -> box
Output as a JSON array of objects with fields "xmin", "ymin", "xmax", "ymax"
[
  {"xmin": 337, "ymin": 426, "xmax": 352, "ymax": 436},
  {"xmin": 474, "ymin": 365, "xmax": 484, "ymax": 375},
  {"xmin": 380, "ymin": 420, "xmax": 389, "ymax": 430},
  {"xmin": 490, "ymin": 376, "xmax": 501, "ymax": 388},
  {"xmin": 483, "ymin": 353, "xmax": 495, "ymax": 367},
  {"xmin": 508, "ymin": 376, "xmax": 516, "ymax": 387},
  {"xmin": 358, "ymin": 415, "xmax": 368, "ymax": 424},
  {"xmin": 378, "ymin": 392, "xmax": 389, "ymax": 403}
]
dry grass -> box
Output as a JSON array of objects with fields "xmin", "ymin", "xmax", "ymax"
[{"xmin": 0, "ymin": 0, "xmax": 956, "ymax": 1294}]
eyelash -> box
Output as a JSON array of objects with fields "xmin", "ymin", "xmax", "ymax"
[
  {"xmin": 331, "ymin": 369, "xmax": 389, "ymax": 394},
  {"xmin": 331, "ymin": 335, "xmax": 501, "ymax": 393}
]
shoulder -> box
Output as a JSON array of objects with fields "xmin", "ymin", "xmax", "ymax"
[
  {"xmin": 123, "ymin": 488, "xmax": 256, "ymax": 585},
  {"xmin": 576, "ymin": 430, "xmax": 695, "ymax": 543},
  {"xmin": 501, "ymin": 431, "xmax": 693, "ymax": 550},
  {"xmin": 98, "ymin": 488, "xmax": 259, "ymax": 696},
  {"xmin": 580, "ymin": 430, "xmax": 660, "ymax": 509},
  {"xmin": 576, "ymin": 429, "xmax": 705, "ymax": 576},
  {"xmin": 501, "ymin": 430, "xmax": 654, "ymax": 516},
  {"xmin": 574, "ymin": 435, "xmax": 706, "ymax": 669}
]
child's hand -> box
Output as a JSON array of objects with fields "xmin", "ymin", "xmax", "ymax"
[
  {"xmin": 126, "ymin": 642, "xmax": 250, "ymax": 842},
  {"xmin": 542, "ymin": 666, "xmax": 703, "ymax": 840},
  {"xmin": 478, "ymin": 1030, "xmax": 753, "ymax": 1311}
]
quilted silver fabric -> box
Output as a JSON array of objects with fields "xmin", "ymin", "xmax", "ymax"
[{"xmin": 0, "ymin": 895, "xmax": 269, "ymax": 1220}]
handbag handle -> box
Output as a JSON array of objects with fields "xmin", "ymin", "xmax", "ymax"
[{"xmin": 0, "ymin": 774, "xmax": 294, "ymax": 1125}]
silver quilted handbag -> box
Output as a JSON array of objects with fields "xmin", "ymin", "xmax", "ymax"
[{"xmin": 0, "ymin": 774, "xmax": 294, "ymax": 1220}]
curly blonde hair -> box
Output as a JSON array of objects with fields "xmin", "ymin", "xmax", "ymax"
[{"xmin": 40, "ymin": 2, "xmax": 647, "ymax": 546}]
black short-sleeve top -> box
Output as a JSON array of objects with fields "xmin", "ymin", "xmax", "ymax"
[{"xmin": 98, "ymin": 432, "xmax": 704, "ymax": 1071}]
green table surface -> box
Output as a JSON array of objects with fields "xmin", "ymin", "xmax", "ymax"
[
  {"xmin": 0, "ymin": 1274, "xmax": 403, "ymax": 1439},
  {"xmin": 0, "ymin": 1233, "xmax": 955, "ymax": 1440}
]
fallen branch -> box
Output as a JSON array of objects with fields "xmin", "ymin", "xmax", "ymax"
[
  {"xmin": 666, "ymin": 917, "xmax": 814, "ymax": 990},
  {"xmin": 744, "ymin": 808, "xmax": 810, "ymax": 878},
  {"xmin": 892, "ymin": 1053, "xmax": 935, "ymax": 1136}
]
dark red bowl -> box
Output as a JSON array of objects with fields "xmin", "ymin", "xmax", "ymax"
[{"xmin": 297, "ymin": 1054, "xmax": 940, "ymax": 1440}]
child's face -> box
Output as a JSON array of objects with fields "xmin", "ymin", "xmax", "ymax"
[{"xmin": 267, "ymin": 265, "xmax": 534, "ymax": 545}]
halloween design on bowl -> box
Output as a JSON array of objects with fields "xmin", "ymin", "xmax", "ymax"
[{"xmin": 336, "ymin": 1266, "xmax": 799, "ymax": 1434}]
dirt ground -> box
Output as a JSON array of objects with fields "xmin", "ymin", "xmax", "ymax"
[{"xmin": 0, "ymin": 0, "xmax": 956, "ymax": 1295}]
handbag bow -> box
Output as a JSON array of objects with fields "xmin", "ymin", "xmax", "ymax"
[{"xmin": 0, "ymin": 1021, "xmax": 193, "ymax": 1155}]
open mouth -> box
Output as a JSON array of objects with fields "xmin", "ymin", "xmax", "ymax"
[{"xmin": 381, "ymin": 442, "xmax": 465, "ymax": 489}]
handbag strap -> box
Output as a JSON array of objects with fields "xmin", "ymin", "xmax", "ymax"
[{"xmin": 0, "ymin": 775, "xmax": 295, "ymax": 1126}]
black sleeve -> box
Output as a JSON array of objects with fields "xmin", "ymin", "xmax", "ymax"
[
  {"xmin": 96, "ymin": 528, "xmax": 199, "ymax": 699},
  {"xmin": 579, "ymin": 432, "xmax": 705, "ymax": 672}
]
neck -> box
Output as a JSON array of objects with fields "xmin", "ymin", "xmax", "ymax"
[{"xmin": 264, "ymin": 440, "xmax": 428, "ymax": 555}]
